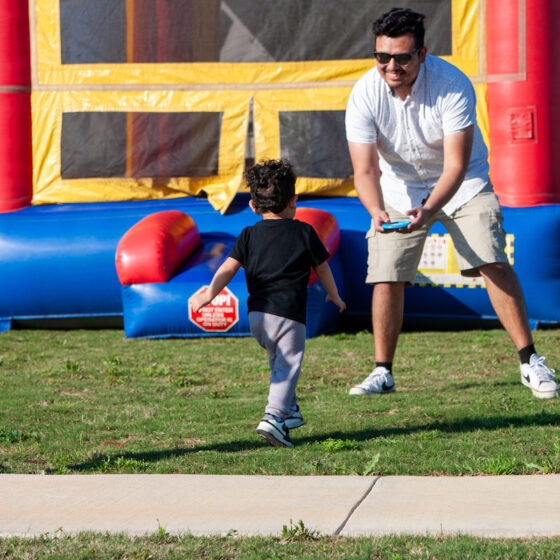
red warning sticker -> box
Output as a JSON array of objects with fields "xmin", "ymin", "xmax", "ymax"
[{"xmin": 188, "ymin": 286, "xmax": 239, "ymax": 332}]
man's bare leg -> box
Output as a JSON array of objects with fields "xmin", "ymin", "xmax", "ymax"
[
  {"xmin": 372, "ymin": 281, "xmax": 406, "ymax": 362},
  {"xmin": 479, "ymin": 262, "xmax": 558, "ymax": 398},
  {"xmin": 348, "ymin": 281, "xmax": 405, "ymax": 395},
  {"xmin": 478, "ymin": 262, "xmax": 532, "ymax": 350}
]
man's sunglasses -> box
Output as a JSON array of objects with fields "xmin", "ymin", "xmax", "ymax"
[{"xmin": 373, "ymin": 49, "xmax": 420, "ymax": 66}]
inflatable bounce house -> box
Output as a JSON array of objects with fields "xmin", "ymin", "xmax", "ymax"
[{"xmin": 0, "ymin": 0, "xmax": 558, "ymax": 338}]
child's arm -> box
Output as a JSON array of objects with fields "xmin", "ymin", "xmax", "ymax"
[
  {"xmin": 189, "ymin": 257, "xmax": 242, "ymax": 312},
  {"xmin": 312, "ymin": 261, "xmax": 346, "ymax": 312}
]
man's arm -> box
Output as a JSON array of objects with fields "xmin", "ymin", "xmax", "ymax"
[
  {"xmin": 406, "ymin": 125, "xmax": 474, "ymax": 231},
  {"xmin": 348, "ymin": 141, "xmax": 391, "ymax": 232},
  {"xmin": 189, "ymin": 257, "xmax": 241, "ymax": 312}
]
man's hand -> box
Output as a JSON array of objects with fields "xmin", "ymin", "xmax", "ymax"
[
  {"xmin": 405, "ymin": 205, "xmax": 435, "ymax": 232},
  {"xmin": 372, "ymin": 207, "xmax": 392, "ymax": 232}
]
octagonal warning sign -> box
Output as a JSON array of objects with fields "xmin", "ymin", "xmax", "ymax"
[{"xmin": 188, "ymin": 286, "xmax": 239, "ymax": 332}]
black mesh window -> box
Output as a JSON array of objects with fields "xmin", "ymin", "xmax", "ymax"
[
  {"xmin": 60, "ymin": 0, "xmax": 126, "ymax": 64},
  {"xmin": 60, "ymin": 0, "xmax": 452, "ymax": 64},
  {"xmin": 61, "ymin": 112, "xmax": 127, "ymax": 178},
  {"xmin": 279, "ymin": 111, "xmax": 352, "ymax": 179},
  {"xmin": 61, "ymin": 112, "xmax": 221, "ymax": 179},
  {"xmin": 222, "ymin": 0, "xmax": 451, "ymax": 62}
]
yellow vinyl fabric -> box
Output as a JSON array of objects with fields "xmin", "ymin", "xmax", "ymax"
[
  {"xmin": 252, "ymin": 88, "xmax": 356, "ymax": 197},
  {"xmin": 31, "ymin": 0, "xmax": 487, "ymax": 212},
  {"xmin": 31, "ymin": 90, "xmax": 250, "ymax": 210}
]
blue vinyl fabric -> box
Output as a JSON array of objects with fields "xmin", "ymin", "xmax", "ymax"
[
  {"xmin": 121, "ymin": 239, "xmax": 345, "ymax": 339},
  {"xmin": 0, "ymin": 196, "xmax": 558, "ymax": 334}
]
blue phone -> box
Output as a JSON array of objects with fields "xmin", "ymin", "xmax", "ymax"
[{"xmin": 381, "ymin": 220, "xmax": 411, "ymax": 230}]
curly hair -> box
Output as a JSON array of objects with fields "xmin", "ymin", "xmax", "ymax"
[
  {"xmin": 372, "ymin": 7, "xmax": 425, "ymax": 49},
  {"xmin": 244, "ymin": 159, "xmax": 296, "ymax": 215}
]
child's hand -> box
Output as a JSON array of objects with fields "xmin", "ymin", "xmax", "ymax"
[
  {"xmin": 190, "ymin": 292, "xmax": 212, "ymax": 313},
  {"xmin": 326, "ymin": 294, "xmax": 346, "ymax": 312}
]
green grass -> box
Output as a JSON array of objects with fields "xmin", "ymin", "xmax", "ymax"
[
  {"xmin": 1, "ymin": 327, "xmax": 560, "ymax": 556},
  {"xmin": 1, "ymin": 532, "xmax": 560, "ymax": 559},
  {"xmin": 0, "ymin": 327, "xmax": 559, "ymax": 476}
]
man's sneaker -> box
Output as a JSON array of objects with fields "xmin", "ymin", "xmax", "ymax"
[
  {"xmin": 349, "ymin": 367, "xmax": 395, "ymax": 395},
  {"xmin": 520, "ymin": 354, "xmax": 558, "ymax": 399},
  {"xmin": 256, "ymin": 414, "xmax": 294, "ymax": 448},
  {"xmin": 284, "ymin": 406, "xmax": 305, "ymax": 429}
]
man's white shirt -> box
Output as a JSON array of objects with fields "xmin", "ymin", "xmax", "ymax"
[{"xmin": 345, "ymin": 55, "xmax": 490, "ymax": 216}]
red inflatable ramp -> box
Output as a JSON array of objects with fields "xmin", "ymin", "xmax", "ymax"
[
  {"xmin": 294, "ymin": 207, "xmax": 340, "ymax": 285},
  {"xmin": 116, "ymin": 210, "xmax": 201, "ymax": 285}
]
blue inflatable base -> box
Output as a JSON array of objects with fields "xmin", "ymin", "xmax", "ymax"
[
  {"xmin": 122, "ymin": 234, "xmax": 345, "ymax": 339},
  {"xmin": 0, "ymin": 195, "xmax": 558, "ymax": 334}
]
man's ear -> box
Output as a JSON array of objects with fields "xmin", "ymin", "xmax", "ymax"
[
  {"xmin": 289, "ymin": 195, "xmax": 298, "ymax": 208},
  {"xmin": 249, "ymin": 199, "xmax": 258, "ymax": 214}
]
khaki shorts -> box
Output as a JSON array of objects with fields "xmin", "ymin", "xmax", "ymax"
[{"xmin": 366, "ymin": 189, "xmax": 509, "ymax": 284}]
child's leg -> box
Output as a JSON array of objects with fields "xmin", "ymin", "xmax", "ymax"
[{"xmin": 249, "ymin": 311, "xmax": 305, "ymax": 419}]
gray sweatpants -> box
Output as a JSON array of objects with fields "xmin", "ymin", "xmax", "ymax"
[{"xmin": 249, "ymin": 311, "xmax": 306, "ymax": 419}]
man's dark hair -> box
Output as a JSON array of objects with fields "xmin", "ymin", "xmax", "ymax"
[
  {"xmin": 244, "ymin": 159, "xmax": 296, "ymax": 215},
  {"xmin": 372, "ymin": 7, "xmax": 425, "ymax": 49}
]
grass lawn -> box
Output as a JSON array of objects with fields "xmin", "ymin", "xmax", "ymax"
[
  {"xmin": 2, "ymin": 532, "xmax": 560, "ymax": 559},
  {"xmin": 1, "ymin": 328, "xmax": 559, "ymax": 476},
  {"xmin": 1, "ymin": 327, "xmax": 559, "ymax": 558}
]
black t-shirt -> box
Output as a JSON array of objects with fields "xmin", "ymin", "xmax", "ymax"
[{"xmin": 229, "ymin": 218, "xmax": 330, "ymax": 324}]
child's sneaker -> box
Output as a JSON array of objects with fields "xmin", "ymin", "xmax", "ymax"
[
  {"xmin": 256, "ymin": 414, "xmax": 294, "ymax": 448},
  {"xmin": 520, "ymin": 354, "xmax": 558, "ymax": 399},
  {"xmin": 284, "ymin": 406, "xmax": 305, "ymax": 429},
  {"xmin": 348, "ymin": 367, "xmax": 395, "ymax": 395}
]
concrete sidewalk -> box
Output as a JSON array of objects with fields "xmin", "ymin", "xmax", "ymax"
[{"xmin": 1, "ymin": 474, "xmax": 560, "ymax": 538}]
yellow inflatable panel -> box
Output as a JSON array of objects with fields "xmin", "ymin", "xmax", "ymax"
[
  {"xmin": 30, "ymin": 0, "xmax": 486, "ymax": 212},
  {"xmin": 32, "ymin": 90, "xmax": 250, "ymax": 212}
]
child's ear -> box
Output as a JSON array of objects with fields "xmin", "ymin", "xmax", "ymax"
[
  {"xmin": 289, "ymin": 195, "xmax": 298, "ymax": 208},
  {"xmin": 249, "ymin": 199, "xmax": 258, "ymax": 214}
]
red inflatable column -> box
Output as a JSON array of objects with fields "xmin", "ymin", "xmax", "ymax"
[
  {"xmin": 487, "ymin": 0, "xmax": 560, "ymax": 206},
  {"xmin": 0, "ymin": 0, "xmax": 32, "ymax": 212}
]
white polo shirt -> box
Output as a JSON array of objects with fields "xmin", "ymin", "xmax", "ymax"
[{"xmin": 345, "ymin": 55, "xmax": 490, "ymax": 216}]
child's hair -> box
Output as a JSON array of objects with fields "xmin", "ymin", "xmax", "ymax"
[{"xmin": 244, "ymin": 159, "xmax": 296, "ymax": 215}]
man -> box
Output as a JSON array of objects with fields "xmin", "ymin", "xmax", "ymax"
[{"xmin": 345, "ymin": 7, "xmax": 557, "ymax": 399}]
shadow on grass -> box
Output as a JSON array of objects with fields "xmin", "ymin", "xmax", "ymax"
[
  {"xmin": 60, "ymin": 410, "xmax": 560, "ymax": 473},
  {"xmin": 448, "ymin": 379, "xmax": 519, "ymax": 391}
]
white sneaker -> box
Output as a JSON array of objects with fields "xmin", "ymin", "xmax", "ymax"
[
  {"xmin": 256, "ymin": 414, "xmax": 294, "ymax": 448},
  {"xmin": 520, "ymin": 354, "xmax": 558, "ymax": 399},
  {"xmin": 284, "ymin": 406, "xmax": 305, "ymax": 429},
  {"xmin": 349, "ymin": 367, "xmax": 395, "ymax": 395}
]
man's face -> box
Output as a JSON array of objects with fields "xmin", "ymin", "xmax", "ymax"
[{"xmin": 374, "ymin": 33, "xmax": 426, "ymax": 98}]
